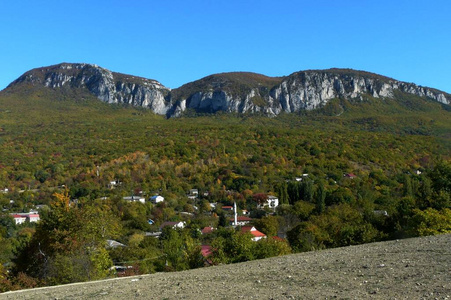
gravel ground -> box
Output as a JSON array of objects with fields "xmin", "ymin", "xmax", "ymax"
[{"xmin": 2, "ymin": 234, "xmax": 450, "ymax": 299}]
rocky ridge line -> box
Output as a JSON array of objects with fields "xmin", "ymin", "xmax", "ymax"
[{"xmin": 7, "ymin": 63, "xmax": 450, "ymax": 117}]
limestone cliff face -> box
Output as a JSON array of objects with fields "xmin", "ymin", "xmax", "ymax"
[
  {"xmin": 7, "ymin": 64, "xmax": 450, "ymax": 117},
  {"xmin": 269, "ymin": 70, "xmax": 450, "ymax": 113},
  {"xmin": 9, "ymin": 63, "xmax": 171, "ymax": 115},
  {"xmin": 170, "ymin": 70, "xmax": 450, "ymax": 117}
]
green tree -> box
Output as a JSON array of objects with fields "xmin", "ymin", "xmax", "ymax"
[{"xmin": 409, "ymin": 208, "xmax": 451, "ymax": 236}]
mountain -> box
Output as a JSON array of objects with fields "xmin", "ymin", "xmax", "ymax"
[
  {"xmin": 5, "ymin": 63, "xmax": 450, "ymax": 117},
  {"xmin": 6, "ymin": 63, "xmax": 171, "ymax": 115}
]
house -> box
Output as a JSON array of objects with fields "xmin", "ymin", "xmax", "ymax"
[
  {"xmin": 150, "ymin": 195, "xmax": 164, "ymax": 204},
  {"xmin": 188, "ymin": 189, "xmax": 199, "ymax": 199},
  {"xmin": 106, "ymin": 239, "xmax": 126, "ymax": 248},
  {"xmin": 201, "ymin": 226, "xmax": 215, "ymax": 234},
  {"xmin": 344, "ymin": 173, "xmax": 357, "ymax": 179},
  {"xmin": 10, "ymin": 213, "xmax": 40, "ymax": 225},
  {"xmin": 257, "ymin": 195, "xmax": 279, "ymax": 210},
  {"xmin": 11, "ymin": 214, "xmax": 27, "ymax": 225},
  {"xmin": 108, "ymin": 180, "xmax": 121, "ymax": 189},
  {"xmin": 201, "ymin": 245, "xmax": 213, "ymax": 257},
  {"xmin": 222, "ymin": 205, "xmax": 233, "ymax": 211},
  {"xmin": 160, "ymin": 221, "xmax": 185, "ymax": 230},
  {"xmin": 28, "ymin": 213, "xmax": 40, "ymax": 223},
  {"xmin": 123, "ymin": 196, "xmax": 145, "ymax": 204},
  {"xmin": 241, "ymin": 226, "xmax": 266, "ymax": 241},
  {"xmin": 229, "ymin": 216, "xmax": 253, "ymax": 226},
  {"xmin": 201, "ymin": 245, "xmax": 214, "ymax": 265},
  {"xmin": 373, "ymin": 210, "xmax": 389, "ymax": 217}
]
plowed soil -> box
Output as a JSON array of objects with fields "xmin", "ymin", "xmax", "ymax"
[{"xmin": 2, "ymin": 234, "xmax": 450, "ymax": 299}]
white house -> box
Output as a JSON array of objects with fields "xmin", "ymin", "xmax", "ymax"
[
  {"xmin": 150, "ymin": 195, "xmax": 164, "ymax": 204},
  {"xmin": 11, "ymin": 214, "xmax": 26, "ymax": 225},
  {"xmin": 10, "ymin": 213, "xmax": 40, "ymax": 225},
  {"xmin": 257, "ymin": 195, "xmax": 279, "ymax": 210},
  {"xmin": 123, "ymin": 196, "xmax": 145, "ymax": 204},
  {"xmin": 188, "ymin": 189, "xmax": 198, "ymax": 199},
  {"xmin": 160, "ymin": 221, "xmax": 186, "ymax": 230},
  {"xmin": 241, "ymin": 226, "xmax": 266, "ymax": 241}
]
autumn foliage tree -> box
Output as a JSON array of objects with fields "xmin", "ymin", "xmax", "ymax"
[{"xmin": 14, "ymin": 191, "xmax": 121, "ymax": 285}]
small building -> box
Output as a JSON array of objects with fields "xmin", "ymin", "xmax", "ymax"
[
  {"xmin": 106, "ymin": 239, "xmax": 126, "ymax": 248},
  {"xmin": 344, "ymin": 173, "xmax": 357, "ymax": 179},
  {"xmin": 188, "ymin": 189, "xmax": 199, "ymax": 199},
  {"xmin": 28, "ymin": 214, "xmax": 40, "ymax": 223},
  {"xmin": 160, "ymin": 221, "xmax": 186, "ymax": 230},
  {"xmin": 257, "ymin": 195, "xmax": 279, "ymax": 210},
  {"xmin": 11, "ymin": 214, "xmax": 27, "ymax": 225},
  {"xmin": 222, "ymin": 205, "xmax": 233, "ymax": 211},
  {"xmin": 229, "ymin": 216, "xmax": 253, "ymax": 226},
  {"xmin": 150, "ymin": 195, "xmax": 164, "ymax": 204},
  {"xmin": 373, "ymin": 210, "xmax": 389, "ymax": 217},
  {"xmin": 123, "ymin": 196, "xmax": 145, "ymax": 204},
  {"xmin": 108, "ymin": 180, "xmax": 121, "ymax": 189},
  {"xmin": 241, "ymin": 226, "xmax": 266, "ymax": 242},
  {"xmin": 201, "ymin": 226, "xmax": 215, "ymax": 235},
  {"xmin": 10, "ymin": 213, "xmax": 40, "ymax": 225}
]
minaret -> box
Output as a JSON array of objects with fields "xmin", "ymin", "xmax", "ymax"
[{"xmin": 234, "ymin": 201, "xmax": 238, "ymax": 226}]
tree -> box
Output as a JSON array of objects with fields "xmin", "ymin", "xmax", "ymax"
[
  {"xmin": 254, "ymin": 215, "xmax": 280, "ymax": 237},
  {"xmin": 315, "ymin": 182, "xmax": 326, "ymax": 214},
  {"xmin": 14, "ymin": 192, "xmax": 120, "ymax": 284},
  {"xmin": 409, "ymin": 208, "xmax": 451, "ymax": 236}
]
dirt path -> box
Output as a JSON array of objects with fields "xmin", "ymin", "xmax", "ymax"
[{"xmin": 2, "ymin": 234, "xmax": 450, "ymax": 299}]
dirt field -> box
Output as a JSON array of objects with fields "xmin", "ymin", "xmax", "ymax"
[{"xmin": 2, "ymin": 234, "xmax": 450, "ymax": 299}]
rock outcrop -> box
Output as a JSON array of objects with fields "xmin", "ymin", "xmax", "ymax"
[
  {"xmin": 8, "ymin": 63, "xmax": 171, "ymax": 115},
  {"xmin": 7, "ymin": 63, "xmax": 450, "ymax": 117},
  {"xmin": 169, "ymin": 69, "xmax": 450, "ymax": 117}
]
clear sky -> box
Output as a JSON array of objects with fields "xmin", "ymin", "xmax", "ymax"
[{"xmin": 1, "ymin": 0, "xmax": 450, "ymax": 93}]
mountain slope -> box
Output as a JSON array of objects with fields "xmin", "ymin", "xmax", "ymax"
[{"xmin": 4, "ymin": 63, "xmax": 450, "ymax": 117}]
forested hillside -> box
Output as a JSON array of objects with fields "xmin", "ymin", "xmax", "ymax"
[{"xmin": 0, "ymin": 85, "xmax": 450, "ymax": 290}]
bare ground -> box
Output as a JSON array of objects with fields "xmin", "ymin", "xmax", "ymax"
[{"xmin": 2, "ymin": 234, "xmax": 450, "ymax": 299}]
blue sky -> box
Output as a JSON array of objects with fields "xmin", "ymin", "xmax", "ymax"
[{"xmin": 1, "ymin": 0, "xmax": 450, "ymax": 93}]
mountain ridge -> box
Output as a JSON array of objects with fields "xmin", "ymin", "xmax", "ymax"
[{"xmin": 4, "ymin": 63, "xmax": 450, "ymax": 117}]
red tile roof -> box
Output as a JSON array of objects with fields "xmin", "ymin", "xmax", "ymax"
[
  {"xmin": 241, "ymin": 226, "xmax": 266, "ymax": 238},
  {"xmin": 201, "ymin": 226, "xmax": 215, "ymax": 234},
  {"xmin": 229, "ymin": 216, "xmax": 253, "ymax": 222},
  {"xmin": 201, "ymin": 245, "xmax": 213, "ymax": 257}
]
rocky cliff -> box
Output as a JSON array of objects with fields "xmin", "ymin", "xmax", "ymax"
[
  {"xmin": 8, "ymin": 63, "xmax": 171, "ymax": 115},
  {"xmin": 6, "ymin": 63, "xmax": 450, "ymax": 117}
]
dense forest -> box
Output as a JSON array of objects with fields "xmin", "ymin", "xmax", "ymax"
[{"xmin": 0, "ymin": 86, "xmax": 450, "ymax": 290}]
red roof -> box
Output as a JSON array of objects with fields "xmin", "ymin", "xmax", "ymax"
[
  {"xmin": 241, "ymin": 226, "xmax": 266, "ymax": 238},
  {"xmin": 230, "ymin": 216, "xmax": 253, "ymax": 222},
  {"xmin": 201, "ymin": 245, "xmax": 213, "ymax": 257},
  {"xmin": 272, "ymin": 236, "xmax": 286, "ymax": 242},
  {"xmin": 11, "ymin": 214, "xmax": 25, "ymax": 219},
  {"xmin": 201, "ymin": 226, "xmax": 215, "ymax": 234}
]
